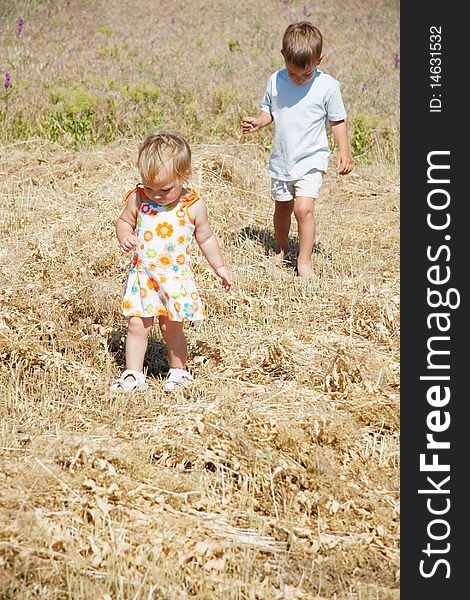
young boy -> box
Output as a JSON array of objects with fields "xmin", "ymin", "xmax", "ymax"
[{"xmin": 242, "ymin": 21, "xmax": 353, "ymax": 277}]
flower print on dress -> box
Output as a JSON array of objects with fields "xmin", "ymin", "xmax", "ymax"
[
  {"xmin": 183, "ymin": 302, "xmax": 196, "ymax": 318},
  {"xmin": 156, "ymin": 222, "xmax": 173, "ymax": 238},
  {"xmin": 147, "ymin": 277, "xmax": 160, "ymax": 292},
  {"xmin": 121, "ymin": 186, "xmax": 205, "ymax": 321},
  {"xmin": 130, "ymin": 255, "xmax": 143, "ymax": 270},
  {"xmin": 158, "ymin": 253, "xmax": 173, "ymax": 269},
  {"xmin": 176, "ymin": 208, "xmax": 186, "ymax": 226}
]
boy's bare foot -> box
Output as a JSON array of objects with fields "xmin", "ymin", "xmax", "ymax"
[{"xmin": 296, "ymin": 261, "xmax": 315, "ymax": 278}]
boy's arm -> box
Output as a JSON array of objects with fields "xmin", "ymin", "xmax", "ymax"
[
  {"xmin": 242, "ymin": 110, "xmax": 273, "ymax": 134},
  {"xmin": 116, "ymin": 191, "xmax": 139, "ymax": 252},
  {"xmin": 190, "ymin": 200, "xmax": 232, "ymax": 291},
  {"xmin": 329, "ymin": 120, "xmax": 354, "ymax": 175}
]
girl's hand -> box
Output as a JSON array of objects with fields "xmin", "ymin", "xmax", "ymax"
[
  {"xmin": 215, "ymin": 266, "xmax": 232, "ymax": 291},
  {"xmin": 242, "ymin": 116, "xmax": 261, "ymax": 134},
  {"xmin": 119, "ymin": 234, "xmax": 138, "ymax": 252}
]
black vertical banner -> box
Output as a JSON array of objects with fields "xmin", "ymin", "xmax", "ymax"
[{"xmin": 401, "ymin": 3, "xmax": 466, "ymax": 598}]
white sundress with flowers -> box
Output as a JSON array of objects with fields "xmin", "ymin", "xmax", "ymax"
[{"xmin": 121, "ymin": 184, "xmax": 206, "ymax": 322}]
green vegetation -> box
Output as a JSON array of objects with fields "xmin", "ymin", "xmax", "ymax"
[
  {"xmin": 0, "ymin": 0, "xmax": 52, "ymax": 19},
  {"xmin": 1, "ymin": 0, "xmax": 399, "ymax": 161},
  {"xmin": 351, "ymin": 113, "xmax": 394, "ymax": 163}
]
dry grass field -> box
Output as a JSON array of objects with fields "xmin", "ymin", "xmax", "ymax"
[{"xmin": 1, "ymin": 1, "xmax": 399, "ymax": 598}]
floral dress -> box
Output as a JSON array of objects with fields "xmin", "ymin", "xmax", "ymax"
[{"xmin": 121, "ymin": 184, "xmax": 206, "ymax": 322}]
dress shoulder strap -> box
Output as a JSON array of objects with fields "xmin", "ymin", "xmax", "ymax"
[
  {"xmin": 123, "ymin": 183, "xmax": 144, "ymax": 204},
  {"xmin": 180, "ymin": 188, "xmax": 200, "ymax": 209}
]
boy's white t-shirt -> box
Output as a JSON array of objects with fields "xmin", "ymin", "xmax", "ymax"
[{"xmin": 260, "ymin": 68, "xmax": 347, "ymax": 180}]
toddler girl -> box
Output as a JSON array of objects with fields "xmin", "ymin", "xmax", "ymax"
[{"xmin": 110, "ymin": 132, "xmax": 231, "ymax": 392}]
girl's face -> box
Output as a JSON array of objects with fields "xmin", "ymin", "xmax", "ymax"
[{"xmin": 142, "ymin": 170, "xmax": 186, "ymax": 206}]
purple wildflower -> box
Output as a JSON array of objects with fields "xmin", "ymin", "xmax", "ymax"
[
  {"xmin": 394, "ymin": 54, "xmax": 400, "ymax": 67},
  {"xmin": 17, "ymin": 18, "xmax": 24, "ymax": 36},
  {"xmin": 360, "ymin": 82, "xmax": 368, "ymax": 92},
  {"xmin": 303, "ymin": 3, "xmax": 308, "ymax": 16},
  {"xmin": 4, "ymin": 72, "xmax": 11, "ymax": 89},
  {"xmin": 170, "ymin": 16, "xmax": 176, "ymax": 26},
  {"xmin": 283, "ymin": 0, "xmax": 289, "ymax": 5}
]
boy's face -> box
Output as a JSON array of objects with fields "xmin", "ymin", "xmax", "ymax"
[
  {"xmin": 142, "ymin": 170, "xmax": 186, "ymax": 206},
  {"xmin": 283, "ymin": 52, "xmax": 324, "ymax": 85}
]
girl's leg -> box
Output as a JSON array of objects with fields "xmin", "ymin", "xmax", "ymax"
[
  {"xmin": 273, "ymin": 199, "xmax": 294, "ymax": 261},
  {"xmin": 159, "ymin": 316, "xmax": 187, "ymax": 369},
  {"xmin": 125, "ymin": 316, "xmax": 154, "ymax": 378},
  {"xmin": 293, "ymin": 196, "xmax": 316, "ymax": 277}
]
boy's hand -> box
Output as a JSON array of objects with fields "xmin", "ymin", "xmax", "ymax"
[
  {"xmin": 336, "ymin": 149, "xmax": 354, "ymax": 175},
  {"xmin": 215, "ymin": 266, "xmax": 232, "ymax": 291},
  {"xmin": 119, "ymin": 234, "xmax": 138, "ymax": 252},
  {"xmin": 242, "ymin": 116, "xmax": 261, "ymax": 134}
]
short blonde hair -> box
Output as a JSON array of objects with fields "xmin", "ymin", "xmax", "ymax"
[
  {"xmin": 138, "ymin": 131, "xmax": 191, "ymax": 182},
  {"xmin": 282, "ymin": 21, "xmax": 323, "ymax": 68}
]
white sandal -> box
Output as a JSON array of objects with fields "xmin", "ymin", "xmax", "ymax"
[
  {"xmin": 164, "ymin": 368, "xmax": 192, "ymax": 391},
  {"xmin": 109, "ymin": 369, "xmax": 147, "ymax": 392}
]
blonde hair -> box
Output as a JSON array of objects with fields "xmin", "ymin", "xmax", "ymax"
[
  {"xmin": 138, "ymin": 131, "xmax": 191, "ymax": 182},
  {"xmin": 282, "ymin": 21, "xmax": 323, "ymax": 68}
]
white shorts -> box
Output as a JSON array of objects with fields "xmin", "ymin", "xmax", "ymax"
[{"xmin": 271, "ymin": 168, "xmax": 324, "ymax": 201}]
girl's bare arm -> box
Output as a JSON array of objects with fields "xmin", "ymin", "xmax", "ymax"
[
  {"xmin": 116, "ymin": 191, "xmax": 139, "ymax": 252},
  {"xmin": 190, "ymin": 200, "xmax": 232, "ymax": 291}
]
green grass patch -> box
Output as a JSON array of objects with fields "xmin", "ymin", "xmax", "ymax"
[
  {"xmin": 350, "ymin": 113, "xmax": 394, "ymax": 162},
  {"xmin": 45, "ymin": 84, "xmax": 99, "ymax": 147}
]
